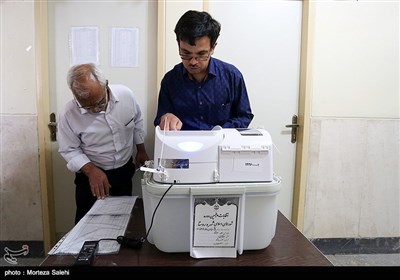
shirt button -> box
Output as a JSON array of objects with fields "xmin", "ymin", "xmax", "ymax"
[
  {"xmin": 199, "ymin": 102, "xmax": 203, "ymax": 105},
  {"xmin": 200, "ymin": 116, "xmax": 204, "ymax": 120}
]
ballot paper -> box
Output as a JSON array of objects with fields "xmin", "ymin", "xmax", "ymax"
[{"xmin": 48, "ymin": 196, "xmax": 137, "ymax": 255}]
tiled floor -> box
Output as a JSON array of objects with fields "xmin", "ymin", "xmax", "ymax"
[
  {"xmin": 325, "ymin": 254, "xmax": 400, "ymax": 266},
  {"xmin": 1, "ymin": 254, "xmax": 399, "ymax": 267}
]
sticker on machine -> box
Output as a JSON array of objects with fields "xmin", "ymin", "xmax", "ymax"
[{"xmin": 233, "ymin": 157, "xmax": 263, "ymax": 172}]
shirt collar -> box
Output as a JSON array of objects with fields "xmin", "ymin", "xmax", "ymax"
[
  {"xmin": 181, "ymin": 57, "xmax": 217, "ymax": 79},
  {"xmin": 207, "ymin": 57, "xmax": 217, "ymax": 77}
]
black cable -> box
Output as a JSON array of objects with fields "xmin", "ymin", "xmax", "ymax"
[
  {"xmin": 97, "ymin": 238, "xmax": 118, "ymax": 242},
  {"xmin": 144, "ymin": 181, "xmax": 175, "ymax": 241},
  {"xmin": 113, "ymin": 181, "xmax": 175, "ymax": 249}
]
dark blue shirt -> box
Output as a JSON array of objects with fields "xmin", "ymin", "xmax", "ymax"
[{"xmin": 154, "ymin": 57, "xmax": 254, "ymax": 130}]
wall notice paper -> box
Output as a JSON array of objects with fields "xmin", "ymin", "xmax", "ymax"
[
  {"xmin": 70, "ymin": 26, "xmax": 99, "ymax": 66},
  {"xmin": 48, "ymin": 196, "xmax": 136, "ymax": 255},
  {"xmin": 111, "ymin": 27, "xmax": 138, "ymax": 67},
  {"xmin": 190, "ymin": 196, "xmax": 241, "ymax": 258}
]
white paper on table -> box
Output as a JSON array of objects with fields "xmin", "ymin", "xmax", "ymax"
[
  {"xmin": 86, "ymin": 196, "xmax": 136, "ymax": 215},
  {"xmin": 48, "ymin": 196, "xmax": 137, "ymax": 255}
]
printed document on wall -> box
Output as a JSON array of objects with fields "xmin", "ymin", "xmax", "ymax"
[{"xmin": 111, "ymin": 27, "xmax": 139, "ymax": 67}]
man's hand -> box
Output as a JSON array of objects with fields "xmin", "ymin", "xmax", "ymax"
[
  {"xmin": 81, "ymin": 163, "xmax": 111, "ymax": 199},
  {"xmin": 160, "ymin": 113, "xmax": 182, "ymax": 131}
]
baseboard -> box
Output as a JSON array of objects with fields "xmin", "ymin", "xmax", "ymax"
[
  {"xmin": 0, "ymin": 241, "xmax": 44, "ymax": 258},
  {"xmin": 311, "ymin": 237, "xmax": 400, "ymax": 255}
]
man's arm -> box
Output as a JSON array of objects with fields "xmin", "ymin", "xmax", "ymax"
[
  {"xmin": 220, "ymin": 72, "xmax": 254, "ymax": 128},
  {"xmin": 135, "ymin": 143, "xmax": 150, "ymax": 167}
]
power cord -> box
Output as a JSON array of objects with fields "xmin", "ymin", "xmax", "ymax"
[
  {"xmin": 143, "ymin": 181, "xmax": 175, "ymax": 241},
  {"xmin": 115, "ymin": 180, "xmax": 176, "ymax": 249},
  {"xmin": 106, "ymin": 133, "xmax": 170, "ymax": 250}
]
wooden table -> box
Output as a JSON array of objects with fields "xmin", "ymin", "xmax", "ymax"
[{"xmin": 41, "ymin": 198, "xmax": 332, "ymax": 267}]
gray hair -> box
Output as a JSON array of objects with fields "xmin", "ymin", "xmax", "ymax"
[{"xmin": 67, "ymin": 63, "xmax": 107, "ymax": 99}]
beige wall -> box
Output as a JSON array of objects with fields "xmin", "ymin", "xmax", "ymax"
[
  {"xmin": 0, "ymin": 1, "xmax": 43, "ymax": 240},
  {"xmin": 303, "ymin": 1, "xmax": 399, "ymax": 238},
  {"xmin": 311, "ymin": 1, "xmax": 398, "ymax": 119}
]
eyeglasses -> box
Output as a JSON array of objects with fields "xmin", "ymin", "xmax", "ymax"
[
  {"xmin": 179, "ymin": 50, "xmax": 211, "ymax": 61},
  {"xmin": 75, "ymin": 86, "xmax": 109, "ymax": 111}
]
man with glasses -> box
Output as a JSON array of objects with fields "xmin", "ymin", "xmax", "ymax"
[
  {"xmin": 58, "ymin": 63, "xmax": 149, "ymax": 224},
  {"xmin": 154, "ymin": 10, "xmax": 254, "ymax": 131}
]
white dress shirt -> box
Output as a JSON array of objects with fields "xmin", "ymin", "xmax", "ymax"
[{"xmin": 58, "ymin": 84, "xmax": 145, "ymax": 172}]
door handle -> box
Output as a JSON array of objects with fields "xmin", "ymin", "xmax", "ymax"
[
  {"xmin": 285, "ymin": 115, "xmax": 299, "ymax": 143},
  {"xmin": 48, "ymin": 112, "xmax": 57, "ymax": 142}
]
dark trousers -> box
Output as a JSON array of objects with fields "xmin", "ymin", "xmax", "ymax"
[{"xmin": 74, "ymin": 159, "xmax": 135, "ymax": 224}]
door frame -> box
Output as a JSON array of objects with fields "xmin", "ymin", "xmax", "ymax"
[
  {"xmin": 291, "ymin": 0, "xmax": 314, "ymax": 230},
  {"xmin": 35, "ymin": 0, "xmax": 56, "ymax": 252}
]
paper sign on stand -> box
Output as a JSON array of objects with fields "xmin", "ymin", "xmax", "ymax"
[{"xmin": 189, "ymin": 187, "xmax": 245, "ymax": 258}]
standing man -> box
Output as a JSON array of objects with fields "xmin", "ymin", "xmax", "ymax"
[
  {"xmin": 58, "ymin": 63, "xmax": 149, "ymax": 224},
  {"xmin": 154, "ymin": 10, "xmax": 254, "ymax": 131}
]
